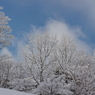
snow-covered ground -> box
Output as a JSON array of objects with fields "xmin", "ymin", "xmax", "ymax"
[{"xmin": 0, "ymin": 88, "xmax": 36, "ymax": 95}]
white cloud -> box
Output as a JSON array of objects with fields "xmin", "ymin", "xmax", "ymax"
[
  {"xmin": 11, "ymin": 33, "xmax": 29, "ymax": 62},
  {"xmin": 0, "ymin": 47, "xmax": 14, "ymax": 61},
  {"xmin": 15, "ymin": 39, "xmax": 26, "ymax": 62},
  {"xmin": 0, "ymin": 7, "xmax": 3, "ymax": 9},
  {"xmin": 30, "ymin": 19, "xmax": 91, "ymax": 52},
  {"xmin": 1, "ymin": 48, "xmax": 13, "ymax": 56},
  {"xmin": 47, "ymin": 20, "xmax": 91, "ymax": 52},
  {"xmin": 0, "ymin": 39, "xmax": 26, "ymax": 62}
]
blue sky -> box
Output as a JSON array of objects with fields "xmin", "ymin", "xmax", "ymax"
[{"xmin": 1, "ymin": 0, "xmax": 95, "ymax": 61}]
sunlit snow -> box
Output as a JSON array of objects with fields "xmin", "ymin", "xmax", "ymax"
[{"xmin": 0, "ymin": 88, "xmax": 36, "ymax": 95}]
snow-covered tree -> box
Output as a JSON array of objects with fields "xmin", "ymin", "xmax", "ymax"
[
  {"xmin": 15, "ymin": 32, "xmax": 95, "ymax": 95},
  {"xmin": 0, "ymin": 55, "xmax": 14, "ymax": 88},
  {"xmin": 35, "ymin": 74, "xmax": 73, "ymax": 95},
  {"xmin": 55, "ymin": 47, "xmax": 95, "ymax": 95},
  {"xmin": 0, "ymin": 7, "xmax": 14, "ymax": 88},
  {"xmin": 54, "ymin": 35, "xmax": 77, "ymax": 72},
  {"xmin": 0, "ymin": 7, "xmax": 13, "ymax": 48},
  {"xmin": 9, "ymin": 77, "xmax": 36, "ymax": 92},
  {"xmin": 53, "ymin": 35, "xmax": 95, "ymax": 95},
  {"xmin": 69, "ymin": 53, "xmax": 95, "ymax": 95},
  {"xmin": 23, "ymin": 32, "xmax": 58, "ymax": 86}
]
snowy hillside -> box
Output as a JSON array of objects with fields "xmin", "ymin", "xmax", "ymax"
[{"xmin": 0, "ymin": 88, "xmax": 36, "ymax": 95}]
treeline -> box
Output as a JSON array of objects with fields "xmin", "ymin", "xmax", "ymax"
[{"xmin": 0, "ymin": 32, "xmax": 95, "ymax": 95}]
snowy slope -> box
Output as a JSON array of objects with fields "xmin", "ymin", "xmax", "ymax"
[{"xmin": 0, "ymin": 88, "xmax": 36, "ymax": 95}]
